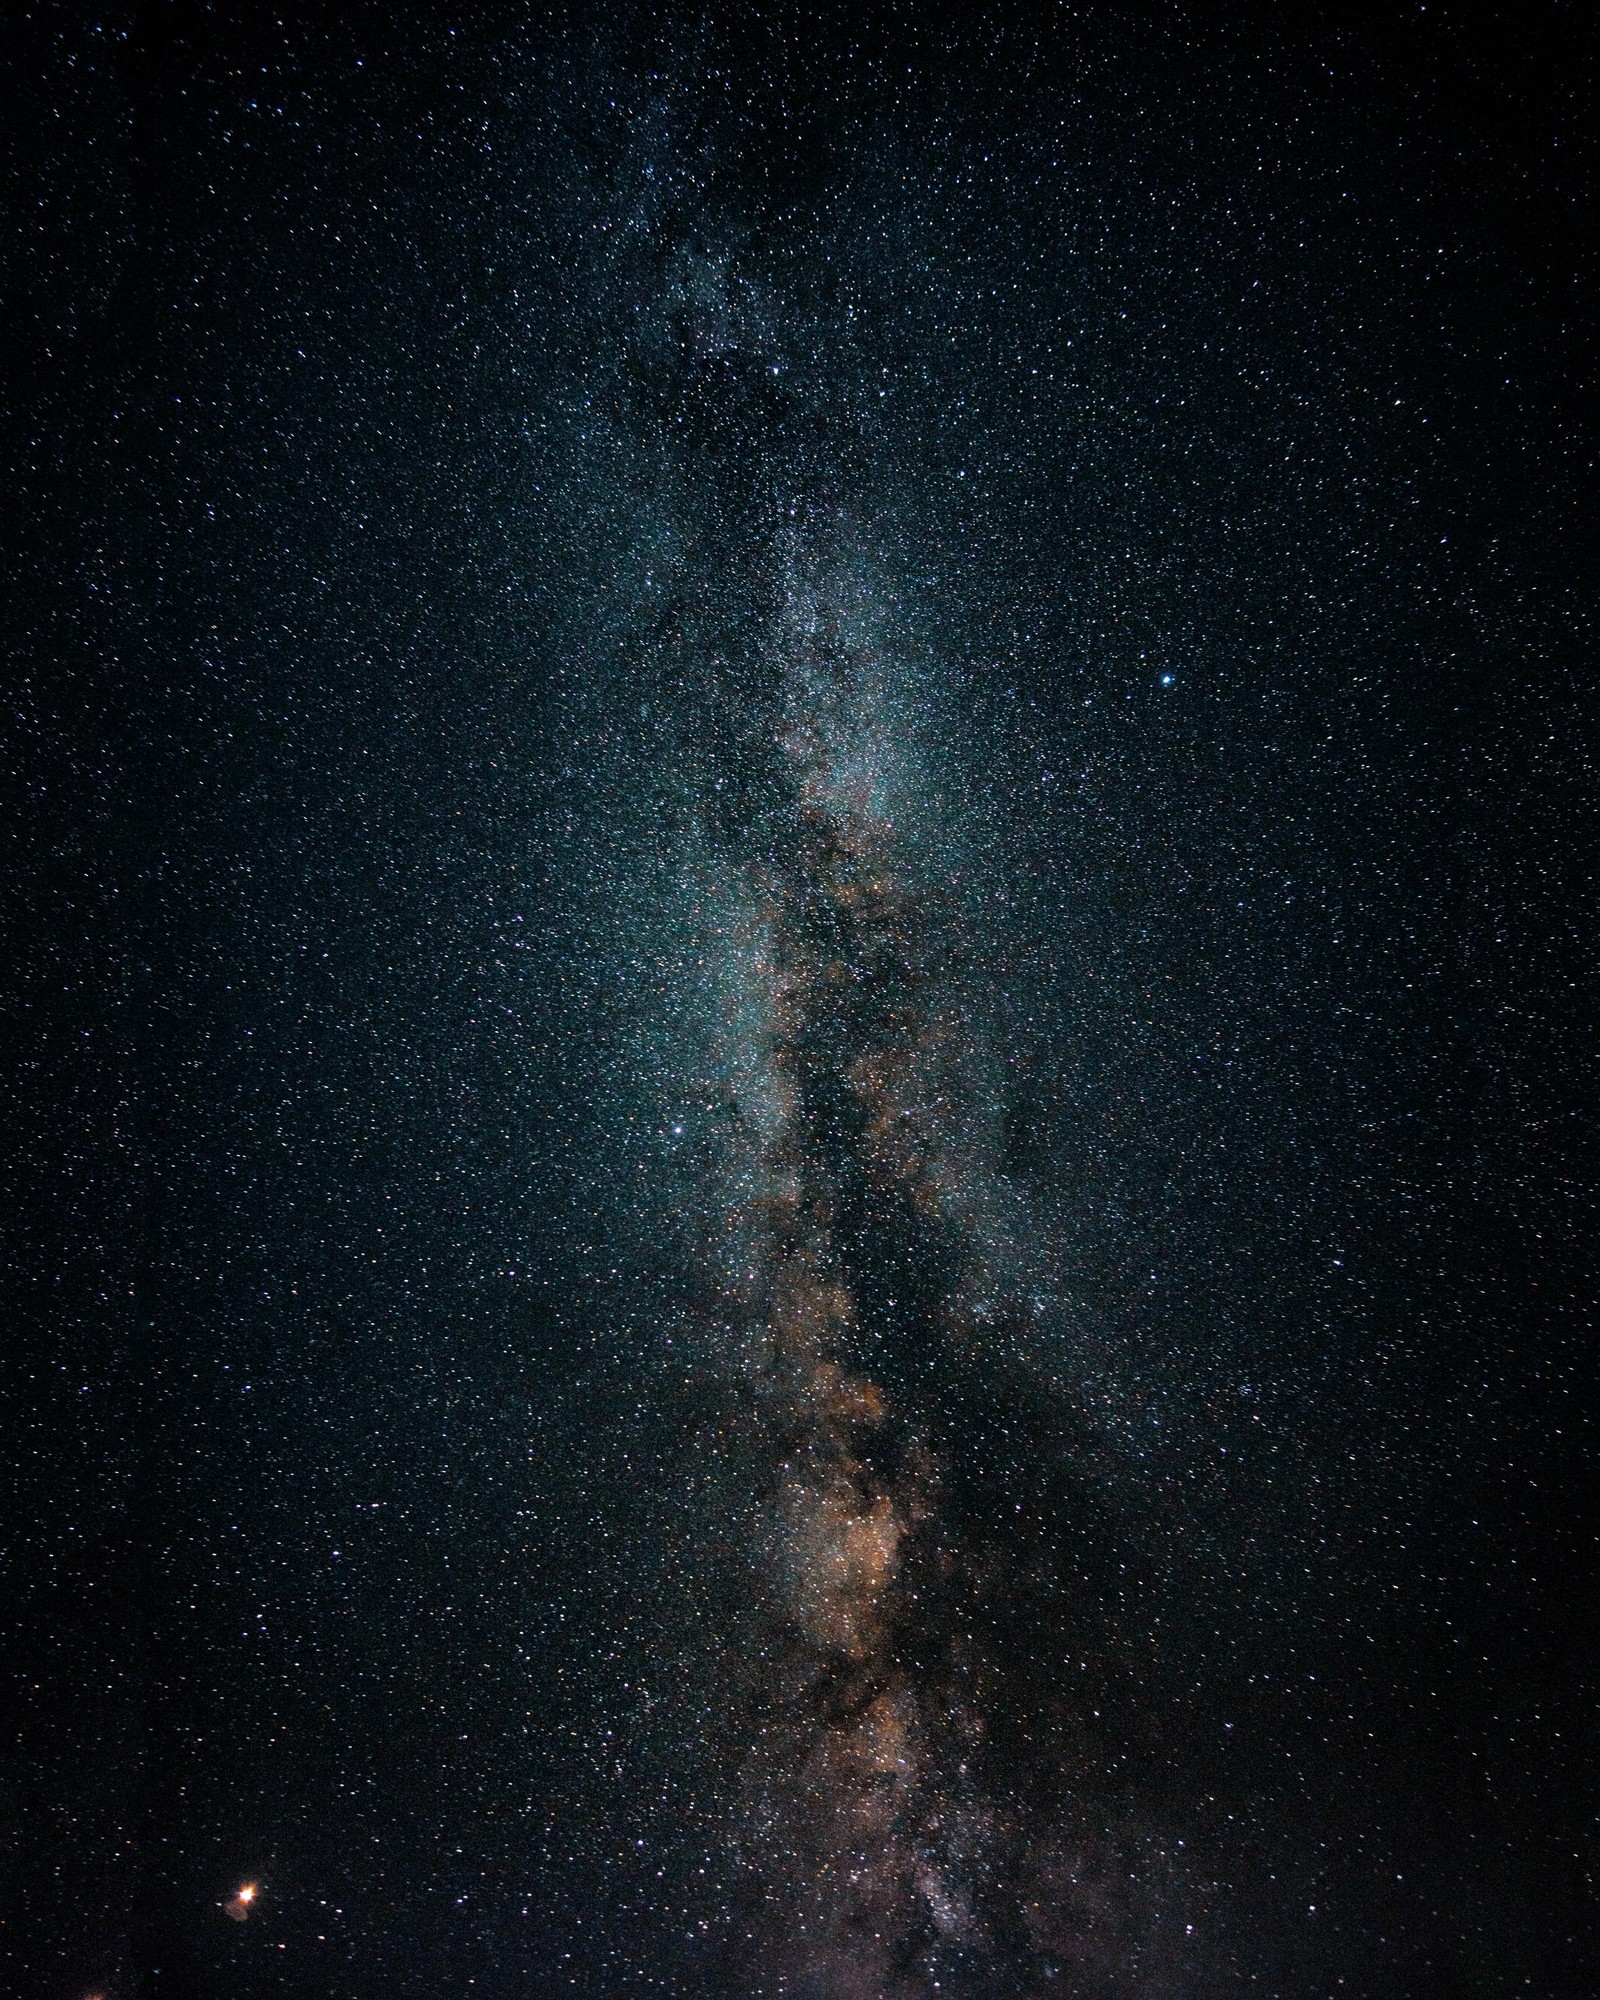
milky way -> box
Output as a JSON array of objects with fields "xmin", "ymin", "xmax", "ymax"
[{"xmin": 570, "ymin": 151, "xmax": 1171, "ymax": 1985}]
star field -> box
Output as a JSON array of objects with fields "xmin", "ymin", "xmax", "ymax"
[{"xmin": 3, "ymin": 6, "xmax": 1595, "ymax": 1998}]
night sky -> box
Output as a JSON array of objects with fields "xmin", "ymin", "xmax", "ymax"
[{"xmin": 4, "ymin": 5, "xmax": 1597, "ymax": 1997}]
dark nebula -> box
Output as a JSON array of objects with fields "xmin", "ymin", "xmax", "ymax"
[{"xmin": 4, "ymin": 6, "xmax": 1596, "ymax": 1999}]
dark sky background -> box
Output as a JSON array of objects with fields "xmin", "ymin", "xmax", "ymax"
[{"xmin": 3, "ymin": 4, "xmax": 1596, "ymax": 1997}]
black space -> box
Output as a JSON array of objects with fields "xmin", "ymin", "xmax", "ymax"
[{"xmin": 3, "ymin": 5, "xmax": 1596, "ymax": 1997}]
